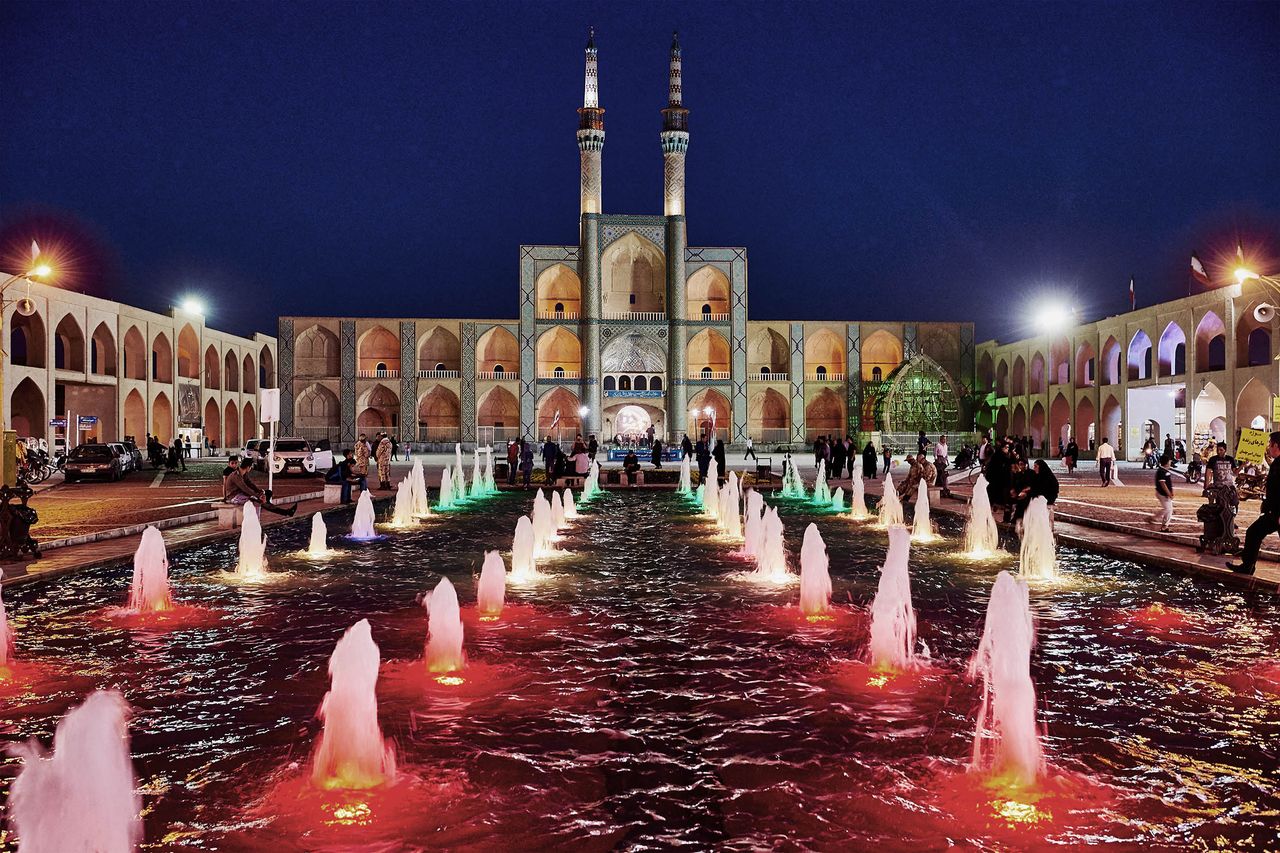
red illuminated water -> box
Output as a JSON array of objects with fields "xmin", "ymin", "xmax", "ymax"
[{"xmin": 1, "ymin": 492, "xmax": 1279, "ymax": 849}]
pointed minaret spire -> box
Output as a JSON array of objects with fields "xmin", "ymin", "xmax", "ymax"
[
  {"xmin": 661, "ymin": 31, "xmax": 690, "ymax": 216},
  {"xmin": 577, "ymin": 27, "xmax": 605, "ymax": 216}
]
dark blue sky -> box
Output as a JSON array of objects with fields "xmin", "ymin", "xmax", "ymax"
[{"xmin": 2, "ymin": 1, "xmax": 1277, "ymax": 342}]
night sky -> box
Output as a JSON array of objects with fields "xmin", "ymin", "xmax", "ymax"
[{"xmin": 2, "ymin": 1, "xmax": 1277, "ymax": 343}]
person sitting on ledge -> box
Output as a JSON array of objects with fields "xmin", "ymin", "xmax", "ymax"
[
  {"xmin": 623, "ymin": 449, "xmax": 641, "ymax": 486},
  {"xmin": 325, "ymin": 449, "xmax": 367, "ymax": 505},
  {"xmin": 222, "ymin": 454, "xmax": 241, "ymax": 500},
  {"xmin": 1228, "ymin": 431, "xmax": 1280, "ymax": 576},
  {"xmin": 226, "ymin": 458, "xmax": 296, "ymax": 516}
]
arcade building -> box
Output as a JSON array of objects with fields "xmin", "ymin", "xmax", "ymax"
[{"xmin": 279, "ymin": 33, "xmax": 975, "ymax": 449}]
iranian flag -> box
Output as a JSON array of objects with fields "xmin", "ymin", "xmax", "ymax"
[{"xmin": 1190, "ymin": 253, "xmax": 1211, "ymax": 286}]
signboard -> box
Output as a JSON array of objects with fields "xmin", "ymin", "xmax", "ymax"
[
  {"xmin": 177, "ymin": 382, "xmax": 201, "ymax": 426},
  {"xmin": 77, "ymin": 416, "xmax": 98, "ymax": 426},
  {"xmin": 604, "ymin": 390, "xmax": 663, "ymax": 398},
  {"xmin": 259, "ymin": 388, "xmax": 280, "ymax": 423},
  {"xmin": 1271, "ymin": 396, "xmax": 1280, "ymax": 423},
  {"xmin": 1236, "ymin": 427, "xmax": 1269, "ymax": 466},
  {"xmin": 49, "ymin": 417, "xmax": 67, "ymax": 427}
]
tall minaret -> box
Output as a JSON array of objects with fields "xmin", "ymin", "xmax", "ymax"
[
  {"xmin": 663, "ymin": 31, "xmax": 690, "ymax": 443},
  {"xmin": 660, "ymin": 31, "xmax": 689, "ymax": 216},
  {"xmin": 577, "ymin": 28, "xmax": 605, "ymax": 216}
]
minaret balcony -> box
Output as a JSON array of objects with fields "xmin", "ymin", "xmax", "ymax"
[
  {"xmin": 688, "ymin": 371, "xmax": 732, "ymax": 381},
  {"xmin": 804, "ymin": 372, "xmax": 847, "ymax": 382},
  {"xmin": 603, "ymin": 311, "xmax": 666, "ymax": 322},
  {"xmin": 748, "ymin": 372, "xmax": 789, "ymax": 382},
  {"xmin": 357, "ymin": 368, "xmax": 400, "ymax": 379},
  {"xmin": 416, "ymin": 369, "xmax": 460, "ymax": 379},
  {"xmin": 537, "ymin": 310, "xmax": 580, "ymax": 321}
]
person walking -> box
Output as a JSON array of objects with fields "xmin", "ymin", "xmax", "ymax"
[
  {"xmin": 171, "ymin": 437, "xmax": 187, "ymax": 472},
  {"xmin": 882, "ymin": 445, "xmax": 892, "ymax": 476},
  {"xmin": 1096, "ymin": 436, "xmax": 1115, "ymax": 486},
  {"xmin": 1064, "ymin": 438, "xmax": 1079, "ymax": 474},
  {"xmin": 1229, "ymin": 432, "xmax": 1280, "ymax": 575},
  {"xmin": 1150, "ymin": 454, "xmax": 1175, "ymax": 532},
  {"xmin": 917, "ymin": 430, "xmax": 928, "ymax": 455},
  {"xmin": 374, "ymin": 432, "xmax": 393, "ymax": 490},
  {"xmin": 695, "ymin": 438, "xmax": 710, "ymax": 482},
  {"xmin": 353, "ymin": 434, "xmax": 370, "ymax": 482},
  {"xmin": 743, "ymin": 436, "xmax": 757, "ymax": 461},
  {"xmin": 934, "ymin": 435, "xmax": 948, "ymax": 472},
  {"xmin": 588, "ymin": 434, "xmax": 599, "ymax": 462},
  {"xmin": 391, "ymin": 435, "xmax": 399, "ymax": 461}
]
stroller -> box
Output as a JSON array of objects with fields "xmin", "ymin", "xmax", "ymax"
[{"xmin": 1196, "ymin": 485, "xmax": 1239, "ymax": 555}]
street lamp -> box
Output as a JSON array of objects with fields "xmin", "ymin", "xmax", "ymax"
[
  {"xmin": 2, "ymin": 245, "xmax": 56, "ymax": 485},
  {"xmin": 180, "ymin": 296, "xmax": 206, "ymax": 316}
]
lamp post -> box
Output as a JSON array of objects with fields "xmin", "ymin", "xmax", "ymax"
[{"xmin": 2, "ymin": 249, "xmax": 56, "ymax": 485}]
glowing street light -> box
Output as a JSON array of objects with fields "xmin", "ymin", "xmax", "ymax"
[
  {"xmin": 180, "ymin": 297, "xmax": 207, "ymax": 316},
  {"xmin": 1032, "ymin": 301, "xmax": 1074, "ymax": 335},
  {"xmin": 577, "ymin": 405, "xmax": 589, "ymax": 418}
]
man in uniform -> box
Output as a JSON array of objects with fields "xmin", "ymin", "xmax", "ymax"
[
  {"xmin": 374, "ymin": 432, "xmax": 393, "ymax": 490},
  {"xmin": 1228, "ymin": 431, "xmax": 1280, "ymax": 575}
]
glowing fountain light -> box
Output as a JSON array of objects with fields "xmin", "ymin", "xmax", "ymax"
[
  {"xmin": 867, "ymin": 525, "xmax": 918, "ymax": 671},
  {"xmin": 469, "ymin": 450, "xmax": 484, "ymax": 499},
  {"xmin": 849, "ymin": 466, "xmax": 871, "ymax": 520},
  {"xmin": 308, "ymin": 512, "xmax": 332, "ymax": 558},
  {"xmin": 1018, "ymin": 497, "xmax": 1057, "ymax": 580},
  {"xmin": 812, "ymin": 460, "xmax": 831, "ymax": 507},
  {"xmin": 969, "ymin": 570, "xmax": 1044, "ymax": 786},
  {"xmin": 562, "ymin": 489, "xmax": 578, "ymax": 520},
  {"xmin": 510, "ymin": 515, "xmax": 542, "ymax": 583},
  {"xmin": 438, "ymin": 466, "xmax": 455, "ymax": 510},
  {"xmin": 798, "ymin": 523, "xmax": 832, "ymax": 617},
  {"xmin": 581, "ymin": 460, "xmax": 601, "ymax": 501},
  {"xmin": 694, "ymin": 483, "xmax": 705, "ymax": 509},
  {"xmin": 751, "ymin": 506, "xmax": 792, "ymax": 584},
  {"xmin": 409, "ymin": 460, "xmax": 431, "ymax": 517},
  {"xmin": 532, "ymin": 489, "xmax": 555, "ymax": 556},
  {"xmin": 781, "ymin": 455, "xmax": 807, "ymax": 499},
  {"xmin": 878, "ymin": 471, "xmax": 904, "ymax": 528},
  {"xmin": 0, "ymin": 584, "xmax": 13, "ymax": 669},
  {"xmin": 964, "ymin": 474, "xmax": 1000, "ymax": 558},
  {"xmin": 453, "ymin": 443, "xmax": 467, "ymax": 500},
  {"xmin": 830, "ymin": 486, "xmax": 844, "ymax": 512},
  {"xmin": 719, "ymin": 471, "xmax": 742, "ymax": 539},
  {"xmin": 390, "ymin": 480, "xmax": 414, "ymax": 527},
  {"xmin": 551, "ymin": 490, "xmax": 566, "ymax": 531},
  {"xmin": 911, "ymin": 479, "xmax": 936, "ymax": 543},
  {"xmin": 483, "ymin": 448, "xmax": 496, "ymax": 494},
  {"xmin": 236, "ymin": 502, "xmax": 269, "ymax": 578},
  {"xmin": 677, "ymin": 454, "xmax": 692, "ymax": 494},
  {"xmin": 311, "ymin": 619, "xmax": 396, "ymax": 790},
  {"xmin": 476, "ymin": 550, "xmax": 506, "ymax": 620},
  {"xmin": 128, "ymin": 525, "xmax": 172, "ymax": 613},
  {"xmin": 741, "ymin": 489, "xmax": 764, "ymax": 559},
  {"xmin": 425, "ymin": 577, "xmax": 465, "ymax": 676},
  {"xmin": 349, "ymin": 491, "xmax": 378, "ymax": 540},
  {"xmin": 703, "ymin": 457, "xmax": 721, "ymax": 519},
  {"xmin": 8, "ymin": 690, "xmax": 141, "ymax": 851}
]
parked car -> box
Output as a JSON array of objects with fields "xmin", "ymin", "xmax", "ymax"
[
  {"xmin": 244, "ymin": 438, "xmax": 263, "ymax": 468},
  {"xmin": 121, "ymin": 439, "xmax": 144, "ymax": 471},
  {"xmin": 267, "ymin": 438, "xmax": 317, "ymax": 475},
  {"xmin": 64, "ymin": 443, "xmax": 125, "ymax": 482},
  {"xmin": 107, "ymin": 443, "xmax": 135, "ymax": 474}
]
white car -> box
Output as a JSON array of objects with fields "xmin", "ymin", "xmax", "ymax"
[{"xmin": 265, "ymin": 438, "xmax": 317, "ymax": 475}]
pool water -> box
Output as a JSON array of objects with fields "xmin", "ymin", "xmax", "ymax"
[{"xmin": 2, "ymin": 491, "xmax": 1279, "ymax": 850}]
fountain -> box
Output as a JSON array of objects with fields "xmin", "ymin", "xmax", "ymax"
[
  {"xmin": 236, "ymin": 502, "xmax": 268, "ymax": 577},
  {"xmin": 798, "ymin": 523, "xmax": 832, "ymax": 616},
  {"xmin": 438, "ymin": 466, "xmax": 455, "ymax": 510},
  {"xmin": 8, "ymin": 689, "xmax": 141, "ymax": 851},
  {"xmin": 510, "ymin": 516, "xmax": 540, "ymax": 583},
  {"xmin": 390, "ymin": 480, "xmax": 414, "ymax": 527},
  {"xmin": 128, "ymin": 525, "xmax": 172, "ymax": 613},
  {"xmin": 964, "ymin": 474, "xmax": 1000, "ymax": 556},
  {"xmin": 552, "ymin": 490, "xmax": 566, "ymax": 530},
  {"xmin": 0, "ymin": 584, "xmax": 12, "ymax": 667},
  {"xmin": 409, "ymin": 460, "xmax": 431, "ymax": 516},
  {"xmin": 878, "ymin": 471, "xmax": 904, "ymax": 527},
  {"xmin": 694, "ymin": 483, "xmax": 705, "ymax": 509},
  {"xmin": 867, "ymin": 525, "xmax": 917, "ymax": 671},
  {"xmin": 849, "ymin": 467, "xmax": 870, "ymax": 519},
  {"xmin": 581, "ymin": 460, "xmax": 601, "ymax": 501},
  {"xmin": 477, "ymin": 550, "xmax": 506, "ymax": 618},
  {"xmin": 678, "ymin": 455, "xmax": 692, "ymax": 494},
  {"xmin": 781, "ymin": 457, "xmax": 807, "ymax": 499},
  {"xmin": 752, "ymin": 506, "xmax": 791, "ymax": 583},
  {"xmin": 703, "ymin": 458, "xmax": 720, "ymax": 518},
  {"xmin": 308, "ymin": 512, "xmax": 330, "ymax": 557},
  {"xmin": 350, "ymin": 490, "xmax": 377, "ymax": 539},
  {"xmin": 1018, "ymin": 497, "xmax": 1057, "ymax": 580},
  {"xmin": 469, "ymin": 450, "xmax": 484, "ymax": 499},
  {"xmin": 742, "ymin": 489, "xmax": 764, "ymax": 559},
  {"xmin": 483, "ymin": 449, "xmax": 496, "ymax": 494},
  {"xmin": 453, "ymin": 443, "xmax": 467, "ymax": 498},
  {"xmin": 425, "ymin": 577, "xmax": 465, "ymax": 673},
  {"xmin": 911, "ymin": 479, "xmax": 934, "ymax": 542},
  {"xmin": 831, "ymin": 486, "xmax": 845, "ymax": 512},
  {"xmin": 812, "ymin": 460, "xmax": 832, "ymax": 506},
  {"xmin": 563, "ymin": 489, "xmax": 578, "ymax": 520},
  {"xmin": 311, "ymin": 619, "xmax": 396, "ymax": 790},
  {"xmin": 532, "ymin": 489, "xmax": 554, "ymax": 555},
  {"xmin": 969, "ymin": 570, "xmax": 1044, "ymax": 785},
  {"xmin": 719, "ymin": 472, "xmax": 742, "ymax": 539}
]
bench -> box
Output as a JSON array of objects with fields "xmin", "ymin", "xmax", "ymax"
[
  {"xmin": 323, "ymin": 483, "xmax": 365, "ymax": 504},
  {"xmin": 212, "ymin": 501, "xmax": 244, "ymax": 529}
]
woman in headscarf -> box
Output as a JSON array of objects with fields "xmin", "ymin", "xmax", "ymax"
[{"xmin": 862, "ymin": 441, "xmax": 878, "ymax": 480}]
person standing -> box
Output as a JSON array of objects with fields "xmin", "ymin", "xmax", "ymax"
[
  {"xmin": 374, "ymin": 432, "xmax": 392, "ymax": 490},
  {"xmin": 651, "ymin": 438, "xmax": 664, "ymax": 469},
  {"xmin": 391, "ymin": 435, "xmax": 399, "ymax": 461},
  {"xmin": 917, "ymin": 430, "xmax": 928, "ymax": 455},
  {"xmin": 520, "ymin": 441, "xmax": 535, "ymax": 489},
  {"xmin": 588, "ymin": 434, "xmax": 599, "ymax": 462},
  {"xmin": 1229, "ymin": 432, "xmax": 1280, "ymax": 575},
  {"xmin": 743, "ymin": 436, "xmax": 757, "ymax": 461},
  {"xmin": 353, "ymin": 434, "xmax": 370, "ymax": 482},
  {"xmin": 862, "ymin": 441, "xmax": 877, "ymax": 480},
  {"xmin": 695, "ymin": 438, "xmax": 710, "ymax": 482},
  {"xmin": 1064, "ymin": 438, "xmax": 1079, "ymax": 474},
  {"xmin": 171, "ymin": 437, "xmax": 187, "ymax": 472},
  {"xmin": 831, "ymin": 437, "xmax": 846, "ymax": 480},
  {"xmin": 1096, "ymin": 436, "xmax": 1115, "ymax": 486},
  {"xmin": 541, "ymin": 436, "xmax": 558, "ymax": 484},
  {"xmin": 681, "ymin": 434, "xmax": 693, "ymax": 460},
  {"xmin": 881, "ymin": 445, "xmax": 892, "ymax": 476},
  {"xmin": 934, "ymin": 435, "xmax": 948, "ymax": 472},
  {"xmin": 506, "ymin": 439, "xmax": 520, "ymax": 486},
  {"xmin": 1151, "ymin": 454, "xmax": 1174, "ymax": 532},
  {"xmin": 712, "ymin": 437, "xmax": 727, "ymax": 483}
]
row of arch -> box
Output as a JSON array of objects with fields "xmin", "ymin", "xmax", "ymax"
[
  {"xmin": 9, "ymin": 313, "xmax": 273, "ymax": 390},
  {"xmin": 8, "ymin": 378, "xmax": 259, "ymax": 447},
  {"xmin": 534, "ymin": 248, "xmax": 734, "ymax": 319},
  {"xmin": 296, "ymin": 324, "xmax": 519, "ymax": 377},
  {"xmin": 981, "ymin": 311, "xmax": 1271, "ymax": 396}
]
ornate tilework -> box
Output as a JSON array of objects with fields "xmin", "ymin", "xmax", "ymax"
[
  {"xmin": 903, "ymin": 323, "xmax": 918, "ymax": 359},
  {"xmin": 400, "ymin": 322, "xmax": 416, "ymax": 443},
  {"xmin": 960, "ymin": 324, "xmax": 975, "ymax": 392},
  {"xmin": 277, "ymin": 317, "xmax": 294, "ymax": 434},
  {"xmin": 599, "ymin": 215, "xmax": 667, "ymax": 253},
  {"xmin": 790, "ymin": 322, "xmax": 806, "ymax": 444},
  {"xmin": 846, "ymin": 324, "xmax": 861, "ymax": 436},
  {"xmin": 461, "ymin": 322, "xmax": 477, "ymax": 442},
  {"xmin": 339, "ymin": 320, "xmax": 356, "ymax": 443}
]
